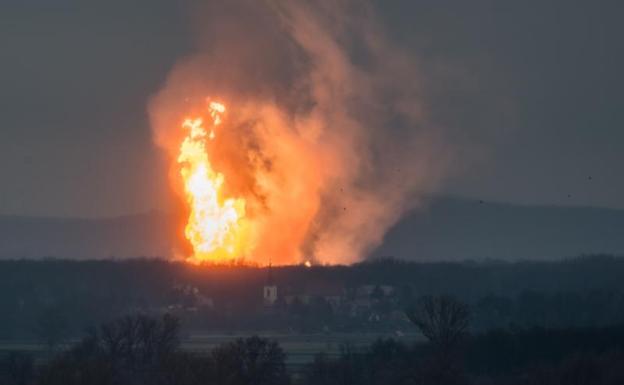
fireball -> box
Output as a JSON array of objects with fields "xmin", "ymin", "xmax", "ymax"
[
  {"xmin": 177, "ymin": 101, "xmax": 248, "ymax": 264},
  {"xmin": 149, "ymin": 0, "xmax": 439, "ymax": 267}
]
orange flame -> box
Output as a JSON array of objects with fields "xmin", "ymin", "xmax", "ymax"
[
  {"xmin": 177, "ymin": 101, "xmax": 248, "ymax": 264},
  {"xmin": 150, "ymin": 1, "xmax": 441, "ymax": 267}
]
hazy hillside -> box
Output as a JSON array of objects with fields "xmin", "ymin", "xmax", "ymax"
[
  {"xmin": 0, "ymin": 211, "xmax": 177, "ymax": 260},
  {"xmin": 1, "ymin": 197, "xmax": 623, "ymax": 260},
  {"xmin": 373, "ymin": 197, "xmax": 624, "ymax": 261}
]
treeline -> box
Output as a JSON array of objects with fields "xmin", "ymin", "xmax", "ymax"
[
  {"xmin": 3, "ymin": 255, "xmax": 624, "ymax": 338},
  {"xmin": 0, "ymin": 314, "xmax": 289, "ymax": 385},
  {"xmin": 4, "ymin": 311, "xmax": 624, "ymax": 385},
  {"xmin": 300, "ymin": 326, "xmax": 624, "ymax": 385}
]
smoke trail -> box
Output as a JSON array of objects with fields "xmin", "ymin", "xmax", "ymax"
[{"xmin": 149, "ymin": 0, "xmax": 452, "ymax": 264}]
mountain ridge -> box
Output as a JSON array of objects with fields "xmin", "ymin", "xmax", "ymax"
[{"xmin": 1, "ymin": 197, "xmax": 623, "ymax": 261}]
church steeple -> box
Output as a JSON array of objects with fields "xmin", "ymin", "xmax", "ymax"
[{"xmin": 263, "ymin": 261, "xmax": 277, "ymax": 306}]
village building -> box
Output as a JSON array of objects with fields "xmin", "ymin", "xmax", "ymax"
[{"xmin": 282, "ymin": 281, "xmax": 345, "ymax": 311}]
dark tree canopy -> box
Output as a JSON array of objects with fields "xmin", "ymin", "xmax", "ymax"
[
  {"xmin": 212, "ymin": 336, "xmax": 290, "ymax": 385},
  {"xmin": 406, "ymin": 295, "xmax": 470, "ymax": 354},
  {"xmin": 34, "ymin": 314, "xmax": 290, "ymax": 385},
  {"xmin": 38, "ymin": 314, "xmax": 181, "ymax": 385}
]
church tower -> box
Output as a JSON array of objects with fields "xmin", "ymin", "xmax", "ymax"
[{"xmin": 263, "ymin": 263, "xmax": 278, "ymax": 306}]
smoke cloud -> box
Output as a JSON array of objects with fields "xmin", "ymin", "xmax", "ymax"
[{"xmin": 149, "ymin": 0, "xmax": 453, "ymax": 264}]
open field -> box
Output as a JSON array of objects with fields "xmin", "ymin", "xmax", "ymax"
[
  {"xmin": 0, "ymin": 332, "xmax": 424, "ymax": 372},
  {"xmin": 183, "ymin": 332, "xmax": 423, "ymax": 369}
]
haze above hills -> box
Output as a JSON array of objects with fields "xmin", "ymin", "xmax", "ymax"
[{"xmin": 1, "ymin": 197, "xmax": 622, "ymax": 261}]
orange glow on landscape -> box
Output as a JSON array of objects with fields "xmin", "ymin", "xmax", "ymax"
[{"xmin": 177, "ymin": 101, "xmax": 248, "ymax": 264}]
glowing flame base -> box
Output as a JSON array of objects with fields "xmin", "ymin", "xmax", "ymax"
[{"xmin": 177, "ymin": 101, "xmax": 247, "ymax": 264}]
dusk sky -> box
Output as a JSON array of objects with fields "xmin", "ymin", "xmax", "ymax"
[{"xmin": 1, "ymin": 0, "xmax": 623, "ymax": 218}]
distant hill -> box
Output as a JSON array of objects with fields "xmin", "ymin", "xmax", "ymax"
[
  {"xmin": 1, "ymin": 197, "xmax": 623, "ymax": 260},
  {"xmin": 0, "ymin": 211, "xmax": 178, "ymax": 260},
  {"xmin": 372, "ymin": 197, "xmax": 624, "ymax": 261}
]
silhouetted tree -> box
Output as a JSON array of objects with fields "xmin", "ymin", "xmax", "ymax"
[
  {"xmin": 211, "ymin": 336, "xmax": 290, "ymax": 385},
  {"xmin": 37, "ymin": 313, "xmax": 291, "ymax": 385},
  {"xmin": 407, "ymin": 295, "xmax": 470, "ymax": 355},
  {"xmin": 38, "ymin": 313, "xmax": 182, "ymax": 385},
  {"xmin": 407, "ymin": 295, "xmax": 470, "ymax": 385}
]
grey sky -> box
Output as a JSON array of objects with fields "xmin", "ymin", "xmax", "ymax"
[{"xmin": 1, "ymin": 0, "xmax": 623, "ymax": 217}]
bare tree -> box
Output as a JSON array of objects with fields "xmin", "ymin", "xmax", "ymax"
[
  {"xmin": 211, "ymin": 336, "xmax": 290, "ymax": 385},
  {"xmin": 99, "ymin": 313, "xmax": 180, "ymax": 380},
  {"xmin": 38, "ymin": 313, "xmax": 181, "ymax": 385},
  {"xmin": 407, "ymin": 295, "xmax": 470, "ymax": 385},
  {"xmin": 406, "ymin": 295, "xmax": 470, "ymax": 355}
]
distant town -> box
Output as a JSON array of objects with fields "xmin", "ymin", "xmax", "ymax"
[{"xmin": 164, "ymin": 267, "xmax": 413, "ymax": 335}]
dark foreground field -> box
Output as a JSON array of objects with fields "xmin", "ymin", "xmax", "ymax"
[
  {"xmin": 3, "ymin": 313, "xmax": 624, "ymax": 385},
  {"xmin": 0, "ymin": 331, "xmax": 423, "ymax": 372},
  {"xmin": 3, "ymin": 256, "xmax": 624, "ymax": 384}
]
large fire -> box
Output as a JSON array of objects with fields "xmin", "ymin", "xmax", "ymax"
[
  {"xmin": 149, "ymin": 1, "xmax": 444, "ymax": 266},
  {"xmin": 177, "ymin": 101, "xmax": 248, "ymax": 264},
  {"xmin": 155, "ymin": 95, "xmax": 327, "ymax": 266}
]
